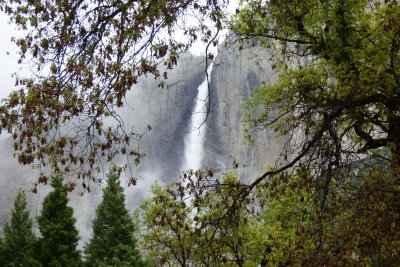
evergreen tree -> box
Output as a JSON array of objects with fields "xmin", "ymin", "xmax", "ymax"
[
  {"xmin": 0, "ymin": 237, "xmax": 4, "ymax": 266},
  {"xmin": 1, "ymin": 190, "xmax": 39, "ymax": 266},
  {"xmin": 36, "ymin": 175, "xmax": 82, "ymax": 266},
  {"xmin": 85, "ymin": 170, "xmax": 145, "ymax": 267}
]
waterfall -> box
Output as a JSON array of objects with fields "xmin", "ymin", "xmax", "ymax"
[{"xmin": 181, "ymin": 64, "xmax": 213, "ymax": 171}]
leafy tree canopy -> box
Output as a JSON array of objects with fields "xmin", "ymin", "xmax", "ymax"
[
  {"xmin": 138, "ymin": 170, "xmax": 311, "ymax": 266},
  {"xmin": 231, "ymin": 1, "xmax": 400, "ymax": 262},
  {"xmin": 139, "ymin": 165, "xmax": 400, "ymax": 265},
  {"xmin": 234, "ymin": 0, "xmax": 400, "ymax": 180},
  {"xmin": 84, "ymin": 170, "xmax": 145, "ymax": 266}
]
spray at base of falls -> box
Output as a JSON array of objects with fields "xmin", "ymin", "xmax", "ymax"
[{"xmin": 181, "ymin": 63, "xmax": 214, "ymax": 172}]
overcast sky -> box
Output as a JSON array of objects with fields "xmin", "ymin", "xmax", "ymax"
[{"xmin": 0, "ymin": 13, "xmax": 20, "ymax": 101}]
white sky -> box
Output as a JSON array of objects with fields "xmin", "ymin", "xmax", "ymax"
[{"xmin": 0, "ymin": 13, "xmax": 21, "ymax": 101}]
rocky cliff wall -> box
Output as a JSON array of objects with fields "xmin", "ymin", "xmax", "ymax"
[
  {"xmin": 203, "ymin": 40, "xmax": 283, "ymax": 182},
  {"xmin": 125, "ymin": 54, "xmax": 207, "ymax": 183}
]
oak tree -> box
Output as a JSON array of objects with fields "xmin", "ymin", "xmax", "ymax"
[
  {"xmin": 231, "ymin": 0, "xmax": 400, "ymax": 263},
  {"xmin": 233, "ymin": 0, "xmax": 400, "ymax": 186}
]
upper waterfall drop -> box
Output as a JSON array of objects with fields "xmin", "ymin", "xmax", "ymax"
[{"xmin": 181, "ymin": 63, "xmax": 214, "ymax": 171}]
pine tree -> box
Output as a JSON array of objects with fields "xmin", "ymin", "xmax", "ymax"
[
  {"xmin": 36, "ymin": 175, "xmax": 82, "ymax": 266},
  {"xmin": 0, "ymin": 237, "xmax": 4, "ymax": 266},
  {"xmin": 84, "ymin": 170, "xmax": 145, "ymax": 267},
  {"xmin": 1, "ymin": 190, "xmax": 40, "ymax": 266}
]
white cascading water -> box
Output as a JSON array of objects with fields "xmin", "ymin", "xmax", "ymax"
[{"xmin": 181, "ymin": 63, "xmax": 213, "ymax": 171}]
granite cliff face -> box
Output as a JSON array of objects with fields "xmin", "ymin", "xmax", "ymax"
[
  {"xmin": 0, "ymin": 43, "xmax": 283, "ymax": 242},
  {"xmin": 132, "ymin": 41, "xmax": 283, "ymax": 184},
  {"xmin": 124, "ymin": 54, "xmax": 207, "ymax": 184},
  {"xmin": 203, "ymin": 41, "xmax": 282, "ymax": 181}
]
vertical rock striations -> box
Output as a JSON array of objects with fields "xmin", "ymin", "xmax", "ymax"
[
  {"xmin": 124, "ymin": 53, "xmax": 207, "ymax": 184},
  {"xmin": 203, "ymin": 39, "xmax": 283, "ymax": 182}
]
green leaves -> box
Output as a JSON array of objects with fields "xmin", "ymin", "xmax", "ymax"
[
  {"xmin": 233, "ymin": 0, "xmax": 400, "ymax": 264},
  {"xmin": 138, "ymin": 164, "xmax": 400, "ymax": 265},
  {"xmin": 238, "ymin": 0, "xmax": 400, "ymax": 187},
  {"xmin": 139, "ymin": 171, "xmax": 257, "ymax": 266}
]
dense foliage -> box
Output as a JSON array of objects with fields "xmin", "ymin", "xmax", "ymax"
[
  {"xmin": 231, "ymin": 0, "xmax": 400, "ymax": 263},
  {"xmin": 0, "ymin": 190, "xmax": 39, "ymax": 266},
  {"xmin": 235, "ymin": 0, "xmax": 400, "ymax": 182},
  {"xmin": 36, "ymin": 175, "xmax": 82, "ymax": 266},
  {"xmin": 138, "ymin": 171, "xmax": 307, "ymax": 266},
  {"xmin": 139, "ymin": 171, "xmax": 249, "ymax": 266},
  {"xmin": 85, "ymin": 170, "xmax": 145, "ymax": 266},
  {"xmin": 139, "ymin": 166, "xmax": 400, "ymax": 266}
]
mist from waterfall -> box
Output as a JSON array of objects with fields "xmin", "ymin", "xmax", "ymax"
[{"xmin": 181, "ymin": 64, "xmax": 213, "ymax": 171}]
